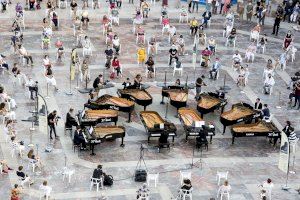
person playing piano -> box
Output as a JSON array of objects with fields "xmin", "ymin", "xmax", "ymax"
[
  {"xmin": 175, "ymin": 79, "xmax": 181, "ymax": 86},
  {"xmin": 261, "ymin": 104, "xmax": 270, "ymax": 120},
  {"xmin": 92, "ymin": 74, "xmax": 104, "ymax": 90},
  {"xmin": 254, "ymin": 98, "xmax": 263, "ymax": 110},
  {"xmin": 65, "ymin": 108, "xmax": 78, "ymax": 129},
  {"xmin": 73, "ymin": 126, "xmax": 86, "ymax": 150},
  {"xmin": 122, "ymin": 78, "xmax": 132, "ymax": 89}
]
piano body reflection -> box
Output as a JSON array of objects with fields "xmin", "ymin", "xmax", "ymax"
[
  {"xmin": 140, "ymin": 111, "xmax": 177, "ymax": 143},
  {"xmin": 231, "ymin": 121, "xmax": 280, "ymax": 144},
  {"xmin": 117, "ymin": 89, "xmax": 152, "ymax": 110},
  {"xmin": 220, "ymin": 103, "xmax": 261, "ymax": 134},
  {"xmin": 178, "ymin": 108, "xmax": 215, "ymax": 142},
  {"xmin": 78, "ymin": 110, "xmax": 118, "ymax": 126},
  {"xmin": 161, "ymin": 85, "xmax": 188, "ymax": 110},
  {"xmin": 197, "ymin": 92, "xmax": 227, "ymax": 118},
  {"xmin": 83, "ymin": 125, "xmax": 126, "ymax": 155},
  {"xmin": 84, "ymin": 94, "xmax": 134, "ymax": 122}
]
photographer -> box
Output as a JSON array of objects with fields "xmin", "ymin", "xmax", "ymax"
[
  {"xmin": 25, "ymin": 78, "xmax": 38, "ymax": 100},
  {"xmin": 47, "ymin": 110, "xmax": 59, "ymax": 140}
]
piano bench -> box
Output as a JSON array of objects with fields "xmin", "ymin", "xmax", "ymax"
[{"xmin": 158, "ymin": 143, "xmax": 170, "ymax": 153}]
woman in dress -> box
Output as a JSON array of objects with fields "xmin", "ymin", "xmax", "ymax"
[
  {"xmin": 137, "ymin": 45, "xmax": 146, "ymax": 67},
  {"xmin": 112, "ymin": 34, "xmax": 120, "ymax": 55},
  {"xmin": 45, "ymin": 65, "xmax": 58, "ymax": 91},
  {"xmin": 81, "ymin": 58, "xmax": 90, "ymax": 82},
  {"xmin": 283, "ymin": 30, "xmax": 293, "ymax": 50}
]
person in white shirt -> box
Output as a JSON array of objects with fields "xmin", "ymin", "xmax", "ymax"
[
  {"xmin": 0, "ymin": 87, "xmax": 17, "ymax": 109},
  {"xmin": 39, "ymin": 180, "xmax": 52, "ymax": 198},
  {"xmin": 262, "ymin": 178, "xmax": 274, "ymax": 200},
  {"xmin": 232, "ymin": 51, "xmax": 242, "ymax": 70},
  {"xmin": 112, "ymin": 34, "xmax": 120, "ymax": 55},
  {"xmin": 18, "ymin": 45, "xmax": 33, "ymax": 66},
  {"xmin": 25, "ymin": 77, "xmax": 38, "ymax": 100},
  {"xmin": 245, "ymin": 42, "xmax": 257, "ymax": 62},
  {"xmin": 218, "ymin": 180, "xmax": 231, "ymax": 197},
  {"xmin": 82, "ymin": 36, "xmax": 92, "ymax": 56},
  {"xmin": 263, "ymin": 73, "xmax": 275, "ymax": 94}
]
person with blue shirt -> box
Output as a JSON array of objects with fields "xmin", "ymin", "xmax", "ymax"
[{"xmin": 209, "ymin": 58, "xmax": 221, "ymax": 80}]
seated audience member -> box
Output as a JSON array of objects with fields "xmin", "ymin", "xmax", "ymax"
[
  {"xmin": 137, "ymin": 183, "xmax": 150, "ymax": 199},
  {"xmin": 11, "ymin": 184, "xmax": 21, "ymax": 200},
  {"xmin": 0, "ymin": 103, "xmax": 16, "ymax": 121},
  {"xmin": 18, "ymin": 44, "xmax": 33, "ymax": 66},
  {"xmin": 176, "ymin": 35, "xmax": 185, "ymax": 55},
  {"xmin": 207, "ymin": 36, "xmax": 216, "ymax": 53},
  {"xmin": 232, "ymin": 51, "xmax": 242, "ymax": 70},
  {"xmin": 218, "ymin": 180, "xmax": 231, "ymax": 196},
  {"xmin": 227, "ymin": 27, "xmax": 236, "ymax": 46},
  {"xmin": 0, "ymin": 87, "xmax": 17, "ymax": 109},
  {"xmin": 169, "ymin": 45, "xmax": 178, "ymax": 66},
  {"xmin": 92, "ymin": 164, "xmax": 103, "ymax": 180},
  {"xmin": 245, "ymin": 42, "xmax": 257, "ymax": 62},
  {"xmin": 0, "ymin": 54, "xmax": 9, "ymax": 70},
  {"xmin": 137, "ymin": 45, "xmax": 147, "ymax": 66},
  {"xmin": 263, "ymin": 73, "xmax": 275, "ymax": 94},
  {"xmin": 133, "ymin": 74, "xmax": 142, "ymax": 88},
  {"xmin": 145, "ymin": 56, "xmax": 155, "ymax": 78},
  {"xmin": 189, "ymin": 17, "xmax": 198, "ymax": 36},
  {"xmin": 27, "ymin": 149, "xmax": 42, "ymax": 168},
  {"xmin": 181, "ymin": 178, "xmax": 192, "ymax": 190},
  {"xmin": 209, "ymin": 58, "xmax": 221, "ymax": 80},
  {"xmin": 16, "ymin": 166, "xmax": 34, "ymax": 186},
  {"xmin": 73, "ymin": 126, "xmax": 86, "ymax": 149},
  {"xmin": 202, "ymin": 9, "xmax": 212, "ymax": 28},
  {"xmin": 104, "ymin": 45, "xmax": 114, "ymax": 69},
  {"xmin": 261, "ymin": 104, "xmax": 270, "ymax": 119},
  {"xmin": 10, "ymin": 136, "xmax": 25, "ymax": 156},
  {"xmin": 201, "ymin": 47, "xmax": 212, "ymax": 67},
  {"xmin": 0, "ymin": 160, "xmax": 13, "ymax": 174},
  {"xmin": 112, "ymin": 57, "xmax": 122, "ymax": 78},
  {"xmin": 39, "ymin": 181, "xmax": 52, "ymax": 198},
  {"xmin": 66, "ymin": 108, "xmax": 78, "ymax": 129},
  {"xmin": 112, "ymin": 35, "xmax": 120, "ymax": 55},
  {"xmin": 175, "ymin": 78, "xmax": 181, "ymax": 86}
]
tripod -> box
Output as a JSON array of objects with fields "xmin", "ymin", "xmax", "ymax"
[{"xmin": 136, "ymin": 144, "xmax": 148, "ymax": 171}]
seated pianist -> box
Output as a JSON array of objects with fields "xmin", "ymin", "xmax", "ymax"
[
  {"xmin": 196, "ymin": 131, "xmax": 208, "ymax": 150},
  {"xmin": 260, "ymin": 104, "xmax": 270, "ymax": 120},
  {"xmin": 122, "ymin": 78, "xmax": 132, "ymax": 89},
  {"xmin": 73, "ymin": 126, "xmax": 86, "ymax": 150},
  {"xmin": 158, "ymin": 131, "xmax": 170, "ymax": 149},
  {"xmin": 65, "ymin": 108, "xmax": 78, "ymax": 129},
  {"xmin": 175, "ymin": 78, "xmax": 181, "ymax": 86},
  {"xmin": 92, "ymin": 74, "xmax": 104, "ymax": 90}
]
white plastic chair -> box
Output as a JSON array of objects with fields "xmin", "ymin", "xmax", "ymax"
[
  {"xmin": 147, "ymin": 173, "xmax": 159, "ymax": 187},
  {"xmin": 83, "ymin": 47, "xmax": 92, "ymax": 57},
  {"xmin": 147, "ymin": 41, "xmax": 158, "ymax": 55},
  {"xmin": 62, "ymin": 167, "xmax": 75, "ymax": 183},
  {"xmin": 179, "ymin": 13, "xmax": 189, "ymax": 23},
  {"xmin": 173, "ymin": 61, "xmax": 183, "ymax": 76},
  {"xmin": 180, "ymin": 171, "xmax": 191, "ymax": 185},
  {"xmin": 218, "ymin": 189, "xmax": 230, "ymax": 200},
  {"xmin": 250, "ymin": 30, "xmax": 259, "ymax": 42},
  {"xmin": 136, "ymin": 34, "xmax": 146, "ymax": 44},
  {"xmin": 216, "ymin": 171, "xmax": 228, "ymax": 185},
  {"xmin": 27, "ymin": 159, "xmax": 37, "ymax": 172},
  {"xmin": 177, "ymin": 188, "xmax": 193, "ymax": 200},
  {"xmin": 58, "ymin": 0, "xmax": 67, "ymax": 8},
  {"xmin": 90, "ymin": 177, "xmax": 103, "ymax": 191},
  {"xmin": 0, "ymin": 163, "xmax": 2, "ymax": 174}
]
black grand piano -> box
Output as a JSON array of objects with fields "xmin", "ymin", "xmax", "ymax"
[
  {"xmin": 161, "ymin": 85, "xmax": 188, "ymax": 110},
  {"xmin": 77, "ymin": 109, "xmax": 118, "ymax": 126},
  {"xmin": 117, "ymin": 89, "xmax": 152, "ymax": 111},
  {"xmin": 178, "ymin": 108, "xmax": 215, "ymax": 142},
  {"xmin": 139, "ymin": 111, "xmax": 177, "ymax": 143},
  {"xmin": 83, "ymin": 125, "xmax": 126, "ymax": 155},
  {"xmin": 197, "ymin": 92, "xmax": 227, "ymax": 118},
  {"xmin": 220, "ymin": 102, "xmax": 261, "ymax": 134},
  {"xmin": 84, "ymin": 94, "xmax": 135, "ymax": 122},
  {"xmin": 231, "ymin": 121, "xmax": 281, "ymax": 145}
]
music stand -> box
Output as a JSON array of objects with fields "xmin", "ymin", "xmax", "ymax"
[{"xmin": 136, "ymin": 144, "xmax": 148, "ymax": 171}]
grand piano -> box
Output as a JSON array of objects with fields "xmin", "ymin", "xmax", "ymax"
[
  {"xmin": 78, "ymin": 109, "xmax": 118, "ymax": 126},
  {"xmin": 162, "ymin": 86, "xmax": 188, "ymax": 110},
  {"xmin": 84, "ymin": 94, "xmax": 135, "ymax": 122},
  {"xmin": 117, "ymin": 89, "xmax": 153, "ymax": 110},
  {"xmin": 220, "ymin": 103, "xmax": 261, "ymax": 134},
  {"xmin": 231, "ymin": 121, "xmax": 281, "ymax": 145},
  {"xmin": 197, "ymin": 92, "xmax": 227, "ymax": 118},
  {"xmin": 140, "ymin": 111, "xmax": 177, "ymax": 143},
  {"xmin": 178, "ymin": 108, "xmax": 215, "ymax": 142},
  {"xmin": 83, "ymin": 125, "xmax": 126, "ymax": 155}
]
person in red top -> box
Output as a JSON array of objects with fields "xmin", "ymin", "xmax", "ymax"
[
  {"xmin": 112, "ymin": 57, "xmax": 121, "ymax": 78},
  {"xmin": 201, "ymin": 47, "xmax": 212, "ymax": 67}
]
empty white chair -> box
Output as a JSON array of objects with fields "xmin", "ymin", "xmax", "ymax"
[
  {"xmin": 250, "ymin": 30, "xmax": 259, "ymax": 42},
  {"xmin": 173, "ymin": 61, "xmax": 183, "ymax": 76},
  {"xmin": 150, "ymin": 0, "xmax": 155, "ymax": 5},
  {"xmin": 216, "ymin": 171, "xmax": 228, "ymax": 185},
  {"xmin": 179, "ymin": 13, "xmax": 189, "ymax": 23},
  {"xmin": 180, "ymin": 171, "xmax": 191, "ymax": 185},
  {"xmin": 62, "ymin": 167, "xmax": 75, "ymax": 183},
  {"xmin": 58, "ymin": 0, "xmax": 67, "ymax": 8},
  {"xmin": 147, "ymin": 173, "xmax": 159, "ymax": 187},
  {"xmin": 90, "ymin": 177, "xmax": 103, "ymax": 191}
]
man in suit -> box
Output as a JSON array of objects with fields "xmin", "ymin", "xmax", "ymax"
[
  {"xmin": 261, "ymin": 104, "xmax": 270, "ymax": 119},
  {"xmin": 254, "ymin": 98, "xmax": 263, "ymax": 110},
  {"xmin": 65, "ymin": 108, "xmax": 78, "ymax": 129},
  {"xmin": 73, "ymin": 126, "xmax": 86, "ymax": 149}
]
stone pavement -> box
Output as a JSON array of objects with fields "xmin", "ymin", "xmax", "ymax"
[{"xmin": 0, "ymin": 0, "xmax": 299, "ymax": 200}]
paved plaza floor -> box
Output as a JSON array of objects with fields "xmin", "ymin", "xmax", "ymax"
[{"xmin": 0, "ymin": 0, "xmax": 299, "ymax": 199}]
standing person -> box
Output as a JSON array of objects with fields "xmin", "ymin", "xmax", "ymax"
[
  {"xmin": 25, "ymin": 78, "xmax": 38, "ymax": 100},
  {"xmin": 192, "ymin": 0, "xmax": 199, "ymax": 13},
  {"xmin": 237, "ymin": 0, "xmax": 244, "ymax": 20},
  {"xmin": 188, "ymin": 0, "xmax": 192, "ymax": 13},
  {"xmin": 195, "ymin": 76, "xmax": 206, "ymax": 100},
  {"xmin": 272, "ymin": 12, "xmax": 282, "ymax": 36},
  {"xmin": 293, "ymin": 81, "xmax": 300, "ymax": 109},
  {"xmin": 219, "ymin": 0, "xmax": 225, "ymax": 14},
  {"xmin": 39, "ymin": 181, "xmax": 52, "ymax": 198},
  {"xmin": 223, "ymin": 0, "xmax": 231, "ymax": 15},
  {"xmin": 212, "ymin": 0, "xmax": 218, "ymax": 14},
  {"xmin": 246, "ymin": 2, "xmax": 253, "ymax": 21},
  {"xmin": 47, "ymin": 110, "xmax": 58, "ymax": 140},
  {"xmin": 81, "ymin": 58, "xmax": 90, "ymax": 81}
]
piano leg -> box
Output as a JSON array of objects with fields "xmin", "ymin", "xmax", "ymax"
[
  {"xmin": 221, "ymin": 106, "xmax": 225, "ymax": 113},
  {"xmin": 120, "ymin": 137, "xmax": 125, "ymax": 147},
  {"xmin": 222, "ymin": 125, "xmax": 226, "ymax": 134},
  {"xmin": 232, "ymin": 137, "xmax": 235, "ymax": 144},
  {"xmin": 144, "ymin": 106, "xmax": 147, "ymax": 111},
  {"xmin": 201, "ymin": 113, "xmax": 204, "ymax": 118},
  {"xmin": 148, "ymin": 136, "xmax": 150, "ymax": 143},
  {"xmin": 115, "ymin": 121, "xmax": 117, "ymax": 125},
  {"xmin": 210, "ymin": 136, "xmax": 212, "ymax": 144},
  {"xmin": 172, "ymin": 136, "xmax": 175, "ymax": 145},
  {"xmin": 160, "ymin": 96, "xmax": 165, "ymax": 104},
  {"xmin": 90, "ymin": 143, "xmax": 96, "ymax": 156},
  {"xmin": 128, "ymin": 112, "xmax": 131, "ymax": 123},
  {"xmin": 185, "ymin": 134, "xmax": 188, "ymax": 142}
]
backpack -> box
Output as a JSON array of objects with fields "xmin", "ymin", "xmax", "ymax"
[{"xmin": 103, "ymin": 174, "xmax": 114, "ymax": 186}]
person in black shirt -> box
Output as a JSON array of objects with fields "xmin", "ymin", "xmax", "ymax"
[
  {"xmin": 92, "ymin": 74, "xmax": 103, "ymax": 89},
  {"xmin": 122, "ymin": 78, "xmax": 132, "ymax": 89},
  {"xmin": 145, "ymin": 56, "xmax": 155, "ymax": 78},
  {"xmin": 73, "ymin": 126, "xmax": 86, "ymax": 149},
  {"xmin": 105, "ymin": 46, "xmax": 114, "ymax": 69},
  {"xmin": 254, "ymin": 98, "xmax": 263, "ymax": 110},
  {"xmin": 92, "ymin": 164, "xmax": 103, "ymax": 180},
  {"xmin": 65, "ymin": 108, "xmax": 78, "ymax": 129},
  {"xmin": 272, "ymin": 13, "xmax": 282, "ymax": 36},
  {"xmin": 261, "ymin": 104, "xmax": 270, "ymax": 119},
  {"xmin": 47, "ymin": 110, "xmax": 58, "ymax": 139},
  {"xmin": 169, "ymin": 45, "xmax": 178, "ymax": 66},
  {"xmin": 16, "ymin": 166, "xmax": 33, "ymax": 185},
  {"xmin": 181, "ymin": 179, "xmax": 192, "ymax": 191}
]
